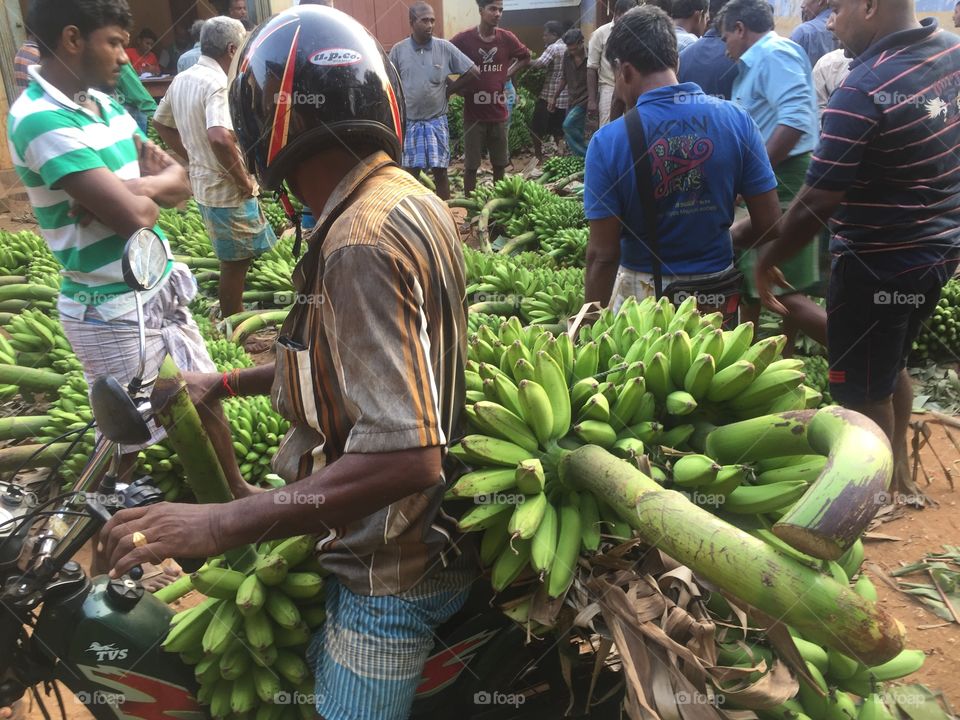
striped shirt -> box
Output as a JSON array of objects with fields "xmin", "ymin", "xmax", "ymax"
[
  {"xmin": 807, "ymin": 19, "xmax": 960, "ymax": 275},
  {"xmin": 13, "ymin": 41, "xmax": 39, "ymax": 96},
  {"xmin": 271, "ymin": 151, "xmax": 467, "ymax": 596},
  {"xmin": 8, "ymin": 65, "xmax": 170, "ymax": 320},
  {"xmin": 154, "ymin": 56, "xmax": 245, "ymax": 207},
  {"xmin": 531, "ymin": 38, "xmax": 569, "ymax": 109}
]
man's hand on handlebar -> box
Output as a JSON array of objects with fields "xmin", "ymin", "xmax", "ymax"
[{"xmin": 99, "ymin": 503, "xmax": 225, "ymax": 579}]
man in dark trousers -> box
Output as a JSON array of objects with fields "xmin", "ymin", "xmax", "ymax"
[
  {"xmin": 756, "ymin": 0, "xmax": 960, "ymax": 493},
  {"xmin": 452, "ymin": 0, "xmax": 530, "ymax": 194}
]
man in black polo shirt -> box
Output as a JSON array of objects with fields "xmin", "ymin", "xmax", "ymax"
[{"xmin": 755, "ymin": 0, "xmax": 960, "ymax": 493}]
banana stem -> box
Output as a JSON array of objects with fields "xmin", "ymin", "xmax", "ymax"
[
  {"xmin": 151, "ymin": 358, "xmax": 257, "ymax": 571},
  {"xmin": 230, "ymin": 309, "xmax": 290, "ymax": 344},
  {"xmin": 0, "ymin": 442, "xmax": 72, "ymax": 470},
  {"xmin": 0, "ymin": 415, "xmax": 52, "ymax": 441},
  {"xmin": 498, "ymin": 231, "xmax": 537, "ymax": 256},
  {"xmin": 773, "ymin": 406, "xmax": 893, "ymax": 561},
  {"xmin": 173, "ymin": 255, "xmax": 221, "ymax": 270},
  {"xmin": 0, "ymin": 364, "xmax": 66, "ymax": 393},
  {"xmin": 561, "ymin": 445, "xmax": 904, "ymax": 665},
  {"xmin": 152, "ymin": 572, "xmax": 194, "ymax": 603}
]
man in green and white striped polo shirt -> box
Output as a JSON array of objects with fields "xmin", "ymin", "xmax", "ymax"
[{"xmin": 9, "ymin": 0, "xmax": 251, "ymax": 503}]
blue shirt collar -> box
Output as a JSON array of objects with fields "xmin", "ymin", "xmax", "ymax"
[
  {"xmin": 738, "ymin": 31, "xmax": 777, "ymax": 68},
  {"xmin": 635, "ymin": 82, "xmax": 704, "ymax": 106},
  {"xmin": 815, "ymin": 7, "xmax": 833, "ymax": 21},
  {"xmin": 410, "ymin": 36, "xmax": 432, "ymax": 51}
]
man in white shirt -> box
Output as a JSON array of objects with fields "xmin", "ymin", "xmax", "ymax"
[
  {"xmin": 587, "ymin": 0, "xmax": 638, "ymax": 127},
  {"xmin": 153, "ymin": 17, "xmax": 276, "ymax": 318}
]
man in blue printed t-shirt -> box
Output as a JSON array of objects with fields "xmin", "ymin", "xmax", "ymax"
[
  {"xmin": 583, "ymin": 4, "xmax": 780, "ymax": 313},
  {"xmin": 756, "ymin": 0, "xmax": 960, "ymax": 492}
]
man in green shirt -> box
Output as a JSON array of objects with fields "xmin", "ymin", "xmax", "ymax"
[
  {"xmin": 8, "ymin": 0, "xmax": 250, "ymax": 506},
  {"xmin": 115, "ymin": 61, "xmax": 156, "ymax": 133}
]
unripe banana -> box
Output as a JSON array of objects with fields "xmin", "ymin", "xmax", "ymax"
[
  {"xmin": 838, "ymin": 539, "xmax": 865, "ymax": 579},
  {"xmin": 191, "ymin": 566, "xmax": 246, "ymax": 600},
  {"xmin": 624, "ymin": 420, "xmax": 663, "ymax": 443},
  {"xmin": 457, "ymin": 500, "xmax": 514, "ymax": 532},
  {"xmin": 515, "ymin": 458, "xmax": 546, "ymax": 495},
  {"xmin": 447, "ymin": 467, "xmax": 517, "ymax": 498},
  {"xmin": 574, "ymin": 420, "xmax": 617, "ymax": 448},
  {"xmin": 853, "ymin": 574, "xmax": 878, "ymax": 602},
  {"xmin": 235, "ymin": 574, "xmax": 267, "ymax": 616},
  {"xmin": 491, "ymin": 538, "xmax": 532, "ymax": 592},
  {"xmin": 645, "ymin": 351, "xmax": 672, "ymax": 401},
  {"xmin": 473, "ymin": 401, "xmax": 539, "ymax": 453},
  {"xmin": 162, "ymin": 597, "xmax": 221, "ymax": 653},
  {"xmin": 611, "ymin": 437, "xmax": 645, "ymax": 461},
  {"xmin": 531, "ymin": 501, "xmax": 558, "ymax": 573},
  {"xmin": 631, "ymin": 391, "xmax": 657, "ymax": 424},
  {"xmin": 548, "ymin": 492, "xmax": 582, "ymax": 598},
  {"xmin": 671, "ymin": 454, "xmax": 720, "ymax": 488},
  {"xmin": 254, "ymin": 553, "xmax": 289, "ymax": 586},
  {"xmin": 578, "ymin": 392, "xmax": 611, "ymax": 422},
  {"xmin": 868, "ymin": 648, "xmax": 925, "ymax": 681},
  {"xmin": 697, "ymin": 328, "xmax": 724, "ymax": 364},
  {"xmin": 479, "ymin": 511, "xmax": 512, "ymax": 566},
  {"xmin": 517, "ymin": 379, "xmax": 554, "ymax": 446},
  {"xmin": 730, "ymin": 368, "xmax": 806, "ymax": 410},
  {"xmin": 739, "ymin": 334, "xmax": 784, "ymax": 376},
  {"xmin": 570, "ymin": 377, "xmax": 601, "ymax": 412},
  {"xmin": 658, "ymin": 423, "xmax": 695, "ymax": 449},
  {"xmin": 827, "ymin": 647, "xmax": 862, "ymax": 682},
  {"xmin": 793, "ymin": 636, "xmax": 829, "ymax": 673},
  {"xmin": 573, "ymin": 340, "xmax": 599, "ymax": 381},
  {"xmin": 756, "ymin": 457, "xmax": 827, "ymax": 485},
  {"xmin": 202, "ymin": 601, "xmax": 243, "ymax": 655},
  {"xmin": 706, "ymin": 360, "xmax": 756, "ymax": 402},
  {"xmin": 721, "ymin": 480, "xmax": 808, "ymax": 514},
  {"xmin": 683, "ymin": 352, "xmax": 715, "ymax": 400},
  {"xmin": 579, "ymin": 491, "xmax": 601, "ymax": 551},
  {"xmin": 610, "ymin": 376, "xmax": 645, "ymax": 431},
  {"xmin": 668, "ymin": 330, "xmax": 693, "ymax": 387},
  {"xmin": 279, "ymin": 572, "xmax": 324, "ymax": 600},
  {"xmin": 704, "ymin": 464, "xmax": 748, "ymax": 496},
  {"xmin": 460, "ymin": 434, "xmax": 534, "ymax": 467},
  {"xmin": 535, "ymin": 350, "xmax": 571, "ymax": 439},
  {"xmin": 858, "ymin": 691, "xmax": 895, "ymax": 720},
  {"xmin": 219, "ymin": 639, "xmax": 252, "ymax": 680},
  {"xmin": 508, "ymin": 491, "xmax": 548, "ymax": 540},
  {"xmin": 665, "ymin": 390, "xmax": 698, "ymax": 416},
  {"xmin": 717, "ymin": 322, "xmax": 754, "ymax": 370}
]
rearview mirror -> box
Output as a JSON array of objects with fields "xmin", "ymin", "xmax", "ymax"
[
  {"xmin": 90, "ymin": 376, "xmax": 152, "ymax": 444},
  {"xmin": 121, "ymin": 228, "xmax": 169, "ymax": 292}
]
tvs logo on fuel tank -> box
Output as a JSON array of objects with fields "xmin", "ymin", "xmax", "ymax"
[
  {"xmin": 309, "ymin": 48, "xmax": 362, "ymax": 66},
  {"xmin": 86, "ymin": 642, "xmax": 129, "ymax": 662}
]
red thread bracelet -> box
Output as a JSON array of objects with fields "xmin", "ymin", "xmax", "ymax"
[{"xmin": 222, "ymin": 371, "xmax": 236, "ymax": 397}]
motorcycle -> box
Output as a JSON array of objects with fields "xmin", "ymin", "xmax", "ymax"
[{"xmin": 0, "ymin": 229, "xmax": 623, "ymax": 720}]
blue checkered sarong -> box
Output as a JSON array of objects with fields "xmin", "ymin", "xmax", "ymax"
[
  {"xmin": 304, "ymin": 557, "xmax": 473, "ymax": 720},
  {"xmin": 402, "ymin": 115, "xmax": 450, "ymax": 169}
]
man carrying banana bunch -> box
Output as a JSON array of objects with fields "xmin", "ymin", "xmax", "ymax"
[{"xmin": 102, "ymin": 7, "xmax": 474, "ymax": 720}]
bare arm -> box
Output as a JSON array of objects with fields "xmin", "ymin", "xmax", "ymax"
[
  {"xmin": 447, "ymin": 65, "xmax": 480, "ymax": 96},
  {"xmin": 585, "ymin": 216, "xmax": 622, "ymax": 306},
  {"xmin": 101, "ymin": 446, "xmax": 443, "ymax": 575},
  {"xmin": 507, "ymin": 56, "xmax": 531, "ymax": 80},
  {"xmin": 208, "ymin": 126, "xmax": 255, "ymax": 196},
  {"xmin": 765, "ymin": 125, "xmax": 804, "ymax": 168},
  {"xmin": 59, "ymin": 167, "xmax": 163, "ymax": 237},
  {"xmin": 587, "ymin": 68, "xmax": 599, "ymax": 113},
  {"xmin": 152, "ymin": 119, "xmax": 189, "ymax": 163},
  {"xmin": 730, "ymin": 188, "xmax": 781, "ymax": 250}
]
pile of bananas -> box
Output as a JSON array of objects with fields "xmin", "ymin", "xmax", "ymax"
[
  {"xmin": 912, "ymin": 277, "xmax": 960, "ymax": 361},
  {"xmin": 708, "ymin": 566, "xmax": 926, "ymax": 720},
  {"xmin": 26, "ymin": 254, "xmax": 61, "ymax": 289},
  {"xmin": 538, "ymin": 155, "xmax": 585, "ymax": 184},
  {"xmin": 260, "ymin": 196, "xmax": 292, "ymax": 236},
  {"xmin": 464, "ymin": 247, "xmax": 584, "ymax": 327},
  {"xmin": 2, "ymin": 308, "xmax": 79, "ymax": 372},
  {"xmin": 35, "ymin": 370, "xmax": 96, "ymax": 483},
  {"xmin": 208, "ymin": 339, "xmax": 255, "ymax": 372},
  {"xmin": 539, "ymin": 226, "xmax": 588, "ymax": 268},
  {"xmin": 158, "ymin": 203, "xmax": 216, "ymax": 259},
  {"xmin": 137, "ymin": 443, "xmax": 187, "ymax": 501},
  {"xmin": 0, "ymin": 336, "xmax": 21, "ymax": 400},
  {"xmin": 223, "ymin": 395, "xmax": 290, "ymax": 485},
  {"xmin": 800, "ymin": 354, "xmax": 833, "ymax": 406},
  {"xmin": 247, "ymin": 234, "xmax": 296, "ymax": 295},
  {"xmin": 162, "ymin": 536, "xmax": 325, "ymax": 719},
  {"xmin": 0, "ymin": 230, "xmax": 54, "ymax": 276}
]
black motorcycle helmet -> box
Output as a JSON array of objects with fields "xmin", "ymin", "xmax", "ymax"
[{"xmin": 230, "ymin": 5, "xmax": 405, "ymax": 191}]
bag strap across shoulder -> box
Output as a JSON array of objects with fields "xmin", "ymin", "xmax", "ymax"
[{"xmin": 623, "ymin": 106, "xmax": 663, "ymax": 299}]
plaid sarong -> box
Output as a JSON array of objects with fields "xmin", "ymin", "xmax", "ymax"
[{"xmin": 402, "ymin": 115, "xmax": 450, "ymax": 169}]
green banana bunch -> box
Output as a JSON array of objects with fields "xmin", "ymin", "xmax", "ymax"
[
  {"xmin": 162, "ymin": 536, "xmax": 324, "ymax": 719},
  {"xmin": 222, "ymin": 395, "xmax": 291, "ymax": 487},
  {"xmin": 539, "ymin": 155, "xmax": 585, "ymax": 183},
  {"xmin": 34, "ymin": 370, "xmax": 96, "ymax": 486}
]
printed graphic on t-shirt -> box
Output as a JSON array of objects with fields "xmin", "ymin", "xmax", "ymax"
[{"xmin": 650, "ymin": 135, "xmax": 714, "ymax": 200}]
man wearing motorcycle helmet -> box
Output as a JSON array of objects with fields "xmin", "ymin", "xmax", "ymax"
[{"xmin": 102, "ymin": 7, "xmax": 473, "ymax": 719}]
